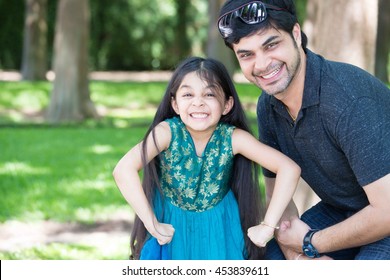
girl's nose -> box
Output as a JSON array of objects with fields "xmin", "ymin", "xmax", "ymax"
[{"xmin": 192, "ymin": 96, "xmax": 205, "ymax": 106}]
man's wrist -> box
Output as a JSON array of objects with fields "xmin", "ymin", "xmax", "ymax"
[{"xmin": 302, "ymin": 229, "xmax": 321, "ymax": 258}]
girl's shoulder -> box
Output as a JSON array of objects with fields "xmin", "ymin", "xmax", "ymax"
[
  {"xmin": 217, "ymin": 121, "xmax": 235, "ymax": 135},
  {"xmin": 163, "ymin": 116, "xmax": 183, "ymax": 131},
  {"xmin": 149, "ymin": 120, "xmax": 172, "ymax": 152},
  {"xmin": 231, "ymin": 127, "xmax": 250, "ymax": 139},
  {"xmin": 231, "ymin": 128, "xmax": 259, "ymax": 154}
]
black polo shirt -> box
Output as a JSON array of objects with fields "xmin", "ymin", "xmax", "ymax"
[{"xmin": 257, "ymin": 49, "xmax": 390, "ymax": 211}]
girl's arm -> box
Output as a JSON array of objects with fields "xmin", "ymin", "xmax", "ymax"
[
  {"xmin": 232, "ymin": 128, "xmax": 301, "ymax": 246},
  {"xmin": 112, "ymin": 121, "xmax": 174, "ymax": 244}
]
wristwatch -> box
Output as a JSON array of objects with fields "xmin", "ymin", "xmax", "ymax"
[{"xmin": 302, "ymin": 229, "xmax": 320, "ymax": 258}]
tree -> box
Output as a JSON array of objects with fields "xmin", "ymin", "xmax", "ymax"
[
  {"xmin": 47, "ymin": 0, "xmax": 97, "ymax": 123},
  {"xmin": 206, "ymin": 0, "xmax": 236, "ymax": 76},
  {"xmin": 173, "ymin": 0, "xmax": 191, "ymax": 60},
  {"xmin": 303, "ymin": 0, "xmax": 378, "ymax": 74},
  {"xmin": 375, "ymin": 0, "xmax": 390, "ymax": 83},
  {"xmin": 21, "ymin": 0, "xmax": 48, "ymax": 80}
]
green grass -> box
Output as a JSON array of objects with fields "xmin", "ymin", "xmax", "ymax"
[
  {"xmin": 0, "ymin": 79, "xmax": 260, "ymax": 259},
  {"xmin": 0, "ymin": 242, "xmax": 127, "ymax": 260},
  {"xmin": 0, "ymin": 126, "xmax": 145, "ymax": 222}
]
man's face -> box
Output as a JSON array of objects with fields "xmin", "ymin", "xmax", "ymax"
[{"xmin": 232, "ymin": 24, "xmax": 303, "ymax": 97}]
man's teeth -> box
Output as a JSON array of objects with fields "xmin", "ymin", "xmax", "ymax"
[{"xmin": 262, "ymin": 66, "xmax": 281, "ymax": 79}]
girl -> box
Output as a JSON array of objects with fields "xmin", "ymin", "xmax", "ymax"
[{"xmin": 113, "ymin": 57, "xmax": 300, "ymax": 260}]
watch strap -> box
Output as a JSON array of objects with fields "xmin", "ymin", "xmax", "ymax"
[{"xmin": 302, "ymin": 229, "xmax": 320, "ymax": 258}]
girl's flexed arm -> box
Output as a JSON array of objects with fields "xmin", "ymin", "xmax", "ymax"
[
  {"xmin": 232, "ymin": 128, "xmax": 301, "ymax": 247},
  {"xmin": 113, "ymin": 121, "xmax": 174, "ymax": 244}
]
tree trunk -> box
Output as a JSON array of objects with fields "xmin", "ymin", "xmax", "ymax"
[
  {"xmin": 303, "ymin": 0, "xmax": 378, "ymax": 74},
  {"xmin": 47, "ymin": 0, "xmax": 97, "ymax": 123},
  {"xmin": 206, "ymin": 0, "xmax": 236, "ymax": 76},
  {"xmin": 174, "ymin": 0, "xmax": 191, "ymax": 60},
  {"xmin": 21, "ymin": 0, "xmax": 48, "ymax": 81},
  {"xmin": 375, "ymin": 0, "xmax": 390, "ymax": 83}
]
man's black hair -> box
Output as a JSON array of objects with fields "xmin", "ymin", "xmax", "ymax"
[{"xmin": 218, "ymin": 0, "xmax": 308, "ymax": 50}]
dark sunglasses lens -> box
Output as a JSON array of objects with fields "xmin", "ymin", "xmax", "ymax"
[
  {"xmin": 218, "ymin": 2, "xmax": 268, "ymax": 37},
  {"xmin": 241, "ymin": 3, "xmax": 266, "ymax": 23}
]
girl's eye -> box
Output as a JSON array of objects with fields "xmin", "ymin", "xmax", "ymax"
[
  {"xmin": 181, "ymin": 92, "xmax": 192, "ymax": 97},
  {"xmin": 206, "ymin": 92, "xmax": 215, "ymax": 97}
]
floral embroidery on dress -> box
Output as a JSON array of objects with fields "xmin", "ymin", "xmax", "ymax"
[{"xmin": 159, "ymin": 117, "xmax": 234, "ymax": 212}]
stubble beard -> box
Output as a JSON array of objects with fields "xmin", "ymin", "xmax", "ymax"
[{"xmin": 257, "ymin": 43, "xmax": 302, "ymax": 97}]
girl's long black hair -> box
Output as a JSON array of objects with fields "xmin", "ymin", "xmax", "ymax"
[{"xmin": 130, "ymin": 57, "xmax": 265, "ymax": 259}]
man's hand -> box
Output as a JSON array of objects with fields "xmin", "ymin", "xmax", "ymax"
[
  {"xmin": 277, "ymin": 218, "xmax": 333, "ymax": 259},
  {"xmin": 276, "ymin": 217, "xmax": 310, "ymax": 252}
]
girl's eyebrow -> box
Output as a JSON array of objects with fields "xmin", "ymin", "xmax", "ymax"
[{"xmin": 178, "ymin": 84, "xmax": 192, "ymax": 90}]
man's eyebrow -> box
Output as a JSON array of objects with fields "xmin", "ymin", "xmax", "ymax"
[
  {"xmin": 236, "ymin": 49, "xmax": 251, "ymax": 55},
  {"xmin": 235, "ymin": 35, "xmax": 281, "ymax": 54},
  {"xmin": 262, "ymin": 35, "xmax": 280, "ymax": 47}
]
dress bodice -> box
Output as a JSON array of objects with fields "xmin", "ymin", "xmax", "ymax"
[{"xmin": 159, "ymin": 117, "xmax": 235, "ymax": 212}]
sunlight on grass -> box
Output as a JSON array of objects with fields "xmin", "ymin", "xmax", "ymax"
[
  {"xmin": 0, "ymin": 81, "xmax": 50, "ymax": 110},
  {"xmin": 0, "ymin": 242, "xmax": 129, "ymax": 260},
  {"xmin": 90, "ymin": 144, "xmax": 113, "ymax": 155},
  {"xmin": 0, "ymin": 162, "xmax": 50, "ymax": 175}
]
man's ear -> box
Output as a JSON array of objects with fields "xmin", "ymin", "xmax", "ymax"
[
  {"xmin": 292, "ymin": 23, "xmax": 302, "ymax": 46},
  {"xmin": 223, "ymin": 96, "xmax": 234, "ymax": 115}
]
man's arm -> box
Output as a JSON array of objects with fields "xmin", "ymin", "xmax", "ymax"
[{"xmin": 277, "ymin": 174, "xmax": 390, "ymax": 254}]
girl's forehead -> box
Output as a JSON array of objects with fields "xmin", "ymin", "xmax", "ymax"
[{"xmin": 180, "ymin": 71, "xmax": 217, "ymax": 87}]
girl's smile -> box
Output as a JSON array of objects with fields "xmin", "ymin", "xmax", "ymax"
[{"xmin": 171, "ymin": 71, "xmax": 233, "ymax": 136}]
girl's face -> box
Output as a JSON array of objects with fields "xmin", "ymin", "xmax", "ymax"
[{"xmin": 171, "ymin": 71, "xmax": 233, "ymax": 135}]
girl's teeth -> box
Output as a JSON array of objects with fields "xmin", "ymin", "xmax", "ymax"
[{"xmin": 191, "ymin": 113, "xmax": 208, "ymax": 118}]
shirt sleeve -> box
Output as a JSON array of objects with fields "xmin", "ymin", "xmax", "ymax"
[
  {"xmin": 257, "ymin": 96, "xmax": 278, "ymax": 178},
  {"xmin": 336, "ymin": 96, "xmax": 390, "ymax": 186}
]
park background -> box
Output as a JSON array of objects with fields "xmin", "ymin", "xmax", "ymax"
[{"xmin": 0, "ymin": 0, "xmax": 389, "ymax": 259}]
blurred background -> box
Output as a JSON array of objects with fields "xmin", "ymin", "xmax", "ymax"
[{"xmin": 0, "ymin": 0, "xmax": 389, "ymax": 259}]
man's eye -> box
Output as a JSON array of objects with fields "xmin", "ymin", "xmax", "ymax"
[
  {"xmin": 266, "ymin": 42, "xmax": 278, "ymax": 50},
  {"xmin": 239, "ymin": 53, "xmax": 251, "ymax": 59}
]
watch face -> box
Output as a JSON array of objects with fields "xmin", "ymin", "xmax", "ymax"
[
  {"xmin": 303, "ymin": 244, "xmax": 319, "ymax": 258},
  {"xmin": 303, "ymin": 246, "xmax": 316, "ymax": 258}
]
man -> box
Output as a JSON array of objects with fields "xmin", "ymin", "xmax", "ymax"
[{"xmin": 218, "ymin": 0, "xmax": 390, "ymax": 260}]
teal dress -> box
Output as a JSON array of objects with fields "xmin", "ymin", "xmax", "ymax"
[{"xmin": 140, "ymin": 117, "xmax": 245, "ymax": 260}]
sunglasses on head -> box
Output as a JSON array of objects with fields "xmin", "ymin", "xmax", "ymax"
[{"xmin": 217, "ymin": 1, "xmax": 286, "ymax": 38}]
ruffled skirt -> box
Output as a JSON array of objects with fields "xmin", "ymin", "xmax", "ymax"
[{"xmin": 140, "ymin": 190, "xmax": 245, "ymax": 260}]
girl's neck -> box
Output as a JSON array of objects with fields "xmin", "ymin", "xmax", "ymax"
[{"xmin": 186, "ymin": 125, "xmax": 216, "ymax": 157}]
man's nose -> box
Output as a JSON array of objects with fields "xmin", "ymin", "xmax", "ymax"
[{"xmin": 254, "ymin": 55, "xmax": 271, "ymax": 74}]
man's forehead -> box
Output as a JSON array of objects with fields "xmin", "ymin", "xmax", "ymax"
[{"xmin": 232, "ymin": 28, "xmax": 283, "ymax": 50}]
